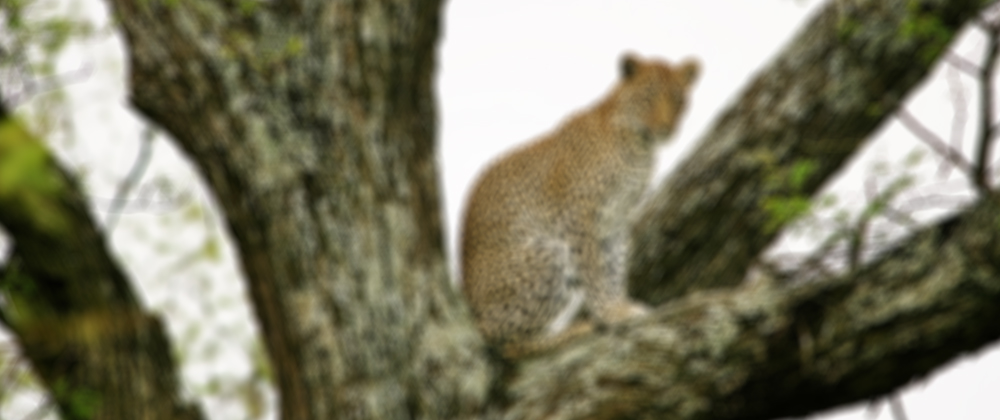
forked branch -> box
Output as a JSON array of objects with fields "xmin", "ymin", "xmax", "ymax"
[{"xmin": 897, "ymin": 108, "xmax": 974, "ymax": 174}]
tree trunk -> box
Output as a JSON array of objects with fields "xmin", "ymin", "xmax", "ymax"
[
  {"xmin": 0, "ymin": 0, "xmax": 997, "ymax": 419},
  {"xmin": 105, "ymin": 1, "xmax": 491, "ymax": 419}
]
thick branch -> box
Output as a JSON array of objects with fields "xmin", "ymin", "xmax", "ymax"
[
  {"xmin": 508, "ymin": 195, "xmax": 1000, "ymax": 420},
  {"xmin": 0, "ymin": 117, "xmax": 203, "ymax": 420},
  {"xmin": 105, "ymin": 2, "xmax": 491, "ymax": 419},
  {"xmin": 629, "ymin": 0, "xmax": 997, "ymax": 304}
]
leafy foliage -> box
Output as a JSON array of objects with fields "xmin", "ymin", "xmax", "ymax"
[
  {"xmin": 762, "ymin": 159, "xmax": 819, "ymax": 234},
  {"xmin": 0, "ymin": 118, "xmax": 67, "ymax": 235}
]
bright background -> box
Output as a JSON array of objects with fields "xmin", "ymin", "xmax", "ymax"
[{"xmin": 1, "ymin": 1, "xmax": 997, "ymax": 419}]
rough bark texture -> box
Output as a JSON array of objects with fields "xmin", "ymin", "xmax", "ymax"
[
  {"xmin": 0, "ymin": 110, "xmax": 203, "ymax": 420},
  {"xmin": 629, "ymin": 0, "xmax": 997, "ymax": 304},
  {"xmin": 504, "ymin": 195, "xmax": 1000, "ymax": 420},
  {"xmin": 0, "ymin": 0, "xmax": 991, "ymax": 419},
  {"xmin": 105, "ymin": 1, "xmax": 491, "ymax": 419}
]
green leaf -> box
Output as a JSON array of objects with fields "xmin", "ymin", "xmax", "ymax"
[
  {"xmin": 904, "ymin": 149, "xmax": 925, "ymax": 167},
  {"xmin": 68, "ymin": 387, "xmax": 102, "ymax": 419},
  {"xmin": 239, "ymin": 0, "xmax": 260, "ymax": 15},
  {"xmin": 201, "ymin": 236, "xmax": 221, "ymax": 261},
  {"xmin": 763, "ymin": 195, "xmax": 812, "ymax": 234},
  {"xmin": 0, "ymin": 119, "xmax": 69, "ymax": 234},
  {"xmin": 789, "ymin": 159, "xmax": 818, "ymax": 191}
]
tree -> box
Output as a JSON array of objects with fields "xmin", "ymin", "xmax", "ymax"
[{"xmin": 0, "ymin": 0, "xmax": 998, "ymax": 419}]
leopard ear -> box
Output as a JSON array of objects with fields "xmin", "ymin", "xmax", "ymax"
[
  {"xmin": 677, "ymin": 59, "xmax": 700, "ymax": 86},
  {"xmin": 620, "ymin": 52, "xmax": 641, "ymax": 80}
]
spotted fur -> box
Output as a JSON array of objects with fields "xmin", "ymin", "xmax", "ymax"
[{"xmin": 460, "ymin": 54, "xmax": 699, "ymax": 359}]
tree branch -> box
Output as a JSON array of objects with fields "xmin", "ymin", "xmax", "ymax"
[
  {"xmin": 975, "ymin": 22, "xmax": 1000, "ymax": 191},
  {"xmin": 104, "ymin": 126, "xmax": 154, "ymax": 232},
  {"xmin": 0, "ymin": 116, "xmax": 203, "ymax": 420},
  {"xmin": 946, "ymin": 51, "xmax": 982, "ymax": 76},
  {"xmin": 105, "ymin": 1, "xmax": 490, "ymax": 418},
  {"xmin": 508, "ymin": 195, "xmax": 1000, "ymax": 420},
  {"xmin": 940, "ymin": 63, "xmax": 969, "ymax": 178},
  {"xmin": 889, "ymin": 396, "xmax": 910, "ymax": 420},
  {"xmin": 96, "ymin": 1, "xmax": 1000, "ymax": 419},
  {"xmin": 629, "ymin": 0, "xmax": 999, "ymax": 305},
  {"xmin": 896, "ymin": 108, "xmax": 974, "ymax": 173}
]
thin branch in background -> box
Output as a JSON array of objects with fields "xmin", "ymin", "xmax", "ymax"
[
  {"xmin": 845, "ymin": 178, "xmax": 878, "ymax": 270},
  {"xmin": 4, "ymin": 63, "xmax": 93, "ymax": 109},
  {"xmin": 774, "ymin": 229, "xmax": 845, "ymax": 283},
  {"xmin": 942, "ymin": 64, "xmax": 969, "ymax": 179},
  {"xmin": 888, "ymin": 395, "xmax": 909, "ymax": 420},
  {"xmin": 896, "ymin": 108, "xmax": 974, "ymax": 174},
  {"xmin": 865, "ymin": 399, "xmax": 883, "ymax": 419},
  {"xmin": 779, "ymin": 180, "xmax": 918, "ymax": 283},
  {"xmin": 982, "ymin": 2, "xmax": 1000, "ymax": 24},
  {"xmin": 896, "ymin": 193, "xmax": 970, "ymax": 212},
  {"xmin": 974, "ymin": 23, "xmax": 1000, "ymax": 192},
  {"xmin": 104, "ymin": 127, "xmax": 155, "ymax": 232},
  {"xmin": 0, "ymin": 38, "xmax": 93, "ymax": 107},
  {"xmin": 880, "ymin": 205, "xmax": 918, "ymax": 228},
  {"xmin": 945, "ymin": 52, "xmax": 981, "ymax": 77},
  {"xmin": 864, "ymin": 176, "xmax": 878, "ymax": 202}
]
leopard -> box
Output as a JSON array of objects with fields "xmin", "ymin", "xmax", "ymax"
[{"xmin": 460, "ymin": 53, "xmax": 699, "ymax": 359}]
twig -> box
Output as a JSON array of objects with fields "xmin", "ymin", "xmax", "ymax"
[
  {"xmin": 880, "ymin": 205, "xmax": 918, "ymax": 228},
  {"xmin": 888, "ymin": 394, "xmax": 910, "ymax": 420},
  {"xmin": 945, "ymin": 52, "xmax": 981, "ymax": 77},
  {"xmin": 5, "ymin": 63, "xmax": 94, "ymax": 109},
  {"xmin": 104, "ymin": 127, "xmax": 155, "ymax": 232},
  {"xmin": 942, "ymin": 65, "xmax": 969, "ymax": 178},
  {"xmin": 974, "ymin": 23, "xmax": 1000, "ymax": 192},
  {"xmin": 865, "ymin": 399, "xmax": 883, "ymax": 419},
  {"xmin": 847, "ymin": 177, "xmax": 882, "ymax": 271},
  {"xmin": 896, "ymin": 108, "xmax": 974, "ymax": 174}
]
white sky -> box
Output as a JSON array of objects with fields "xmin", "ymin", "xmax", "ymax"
[{"xmin": 5, "ymin": 1, "xmax": 999, "ymax": 419}]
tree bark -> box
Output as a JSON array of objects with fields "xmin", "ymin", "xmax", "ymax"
[
  {"xmin": 105, "ymin": 1, "xmax": 491, "ymax": 419},
  {"xmin": 1, "ymin": 0, "xmax": 995, "ymax": 419},
  {"xmin": 629, "ymin": 0, "xmax": 998, "ymax": 304},
  {"xmin": 0, "ymin": 107, "xmax": 203, "ymax": 420},
  {"xmin": 503, "ymin": 195, "xmax": 1000, "ymax": 420}
]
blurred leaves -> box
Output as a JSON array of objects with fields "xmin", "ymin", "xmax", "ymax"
[
  {"xmin": 766, "ymin": 147, "xmax": 936, "ymax": 282},
  {"xmin": 1, "ymin": 0, "xmax": 94, "ymax": 105},
  {"xmin": 762, "ymin": 159, "xmax": 819, "ymax": 234},
  {"xmin": 0, "ymin": 118, "xmax": 67, "ymax": 235},
  {"xmin": 52, "ymin": 378, "xmax": 101, "ymax": 419}
]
